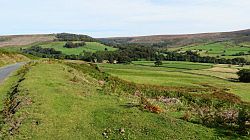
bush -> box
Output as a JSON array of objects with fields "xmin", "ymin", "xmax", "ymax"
[
  {"xmin": 64, "ymin": 41, "xmax": 86, "ymax": 48},
  {"xmin": 237, "ymin": 69, "xmax": 250, "ymax": 82},
  {"xmin": 140, "ymin": 97, "xmax": 162, "ymax": 114},
  {"xmin": 237, "ymin": 106, "xmax": 250, "ymax": 135},
  {"xmin": 182, "ymin": 111, "xmax": 192, "ymax": 121},
  {"xmin": 154, "ymin": 60, "xmax": 163, "ymax": 67}
]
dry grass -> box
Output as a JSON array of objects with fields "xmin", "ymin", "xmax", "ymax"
[
  {"xmin": 0, "ymin": 53, "xmax": 29, "ymax": 67},
  {"xmin": 208, "ymin": 66, "xmax": 238, "ymax": 73},
  {"xmin": 101, "ymin": 29, "xmax": 250, "ymax": 47},
  {"xmin": 0, "ymin": 34, "xmax": 56, "ymax": 47}
]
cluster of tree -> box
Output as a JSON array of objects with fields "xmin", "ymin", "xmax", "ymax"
[
  {"xmin": 21, "ymin": 46, "xmax": 63, "ymax": 58},
  {"xmin": 161, "ymin": 51, "xmax": 249, "ymax": 65},
  {"xmin": 64, "ymin": 41, "xmax": 86, "ymax": 48},
  {"xmin": 117, "ymin": 44, "xmax": 157, "ymax": 60},
  {"xmin": 90, "ymin": 47, "xmax": 248, "ymax": 65},
  {"xmin": 237, "ymin": 69, "xmax": 250, "ymax": 82},
  {"xmin": 21, "ymin": 46, "xmax": 97, "ymax": 61},
  {"xmin": 56, "ymin": 33, "xmax": 97, "ymax": 42},
  {"xmin": 21, "ymin": 45, "xmax": 157, "ymax": 64},
  {"xmin": 92, "ymin": 45, "xmax": 157, "ymax": 63},
  {"xmin": 231, "ymin": 51, "xmax": 250, "ymax": 56}
]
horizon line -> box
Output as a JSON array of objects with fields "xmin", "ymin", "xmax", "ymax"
[{"xmin": 0, "ymin": 28, "xmax": 249, "ymax": 38}]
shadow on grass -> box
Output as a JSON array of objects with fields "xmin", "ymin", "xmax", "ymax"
[
  {"xmin": 187, "ymin": 120, "xmax": 248, "ymax": 139},
  {"xmin": 120, "ymin": 103, "xmax": 140, "ymax": 108},
  {"xmin": 228, "ymin": 78, "xmax": 239, "ymax": 82},
  {"xmin": 133, "ymin": 63, "xmax": 196, "ymax": 70},
  {"xmin": 214, "ymin": 127, "xmax": 248, "ymax": 139}
]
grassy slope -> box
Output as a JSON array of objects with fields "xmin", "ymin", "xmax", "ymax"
[
  {"xmin": 170, "ymin": 42, "xmax": 250, "ymax": 61},
  {"xmin": 1, "ymin": 41, "xmax": 117, "ymax": 55},
  {"xmin": 39, "ymin": 41, "xmax": 117, "ymax": 55},
  {"xmin": 99, "ymin": 61, "xmax": 250, "ymax": 102},
  {"xmin": 0, "ymin": 34, "xmax": 56, "ymax": 48},
  {"xmin": 0, "ymin": 61, "xmax": 232, "ymax": 139},
  {"xmin": 183, "ymin": 42, "xmax": 249, "ymax": 55},
  {"xmin": 0, "ymin": 50, "xmax": 29, "ymax": 67}
]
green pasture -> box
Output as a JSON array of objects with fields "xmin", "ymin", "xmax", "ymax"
[
  {"xmin": 1, "ymin": 41, "xmax": 117, "ymax": 55},
  {"xmin": 39, "ymin": 41, "xmax": 117, "ymax": 55},
  {"xmin": 0, "ymin": 62, "xmax": 228, "ymax": 139},
  {"xmin": 99, "ymin": 61, "xmax": 250, "ymax": 102},
  {"xmin": 169, "ymin": 42, "xmax": 250, "ymax": 61}
]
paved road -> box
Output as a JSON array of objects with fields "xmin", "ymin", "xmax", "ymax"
[{"xmin": 0, "ymin": 63, "xmax": 25, "ymax": 84}]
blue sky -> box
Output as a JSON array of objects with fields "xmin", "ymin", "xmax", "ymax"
[{"xmin": 0, "ymin": 0, "xmax": 249, "ymax": 37}]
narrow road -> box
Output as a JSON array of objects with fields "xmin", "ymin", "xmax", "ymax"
[{"xmin": 0, "ymin": 63, "xmax": 25, "ymax": 84}]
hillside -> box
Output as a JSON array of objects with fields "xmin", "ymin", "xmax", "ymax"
[
  {"xmin": 0, "ymin": 33, "xmax": 117, "ymax": 57},
  {"xmin": 0, "ymin": 50, "xmax": 29, "ymax": 67},
  {"xmin": 100, "ymin": 29, "xmax": 250, "ymax": 48},
  {"xmin": 38, "ymin": 41, "xmax": 117, "ymax": 55},
  {"xmin": 0, "ymin": 34, "xmax": 56, "ymax": 47},
  {"xmin": 0, "ymin": 60, "xmax": 248, "ymax": 139},
  {"xmin": 1, "ymin": 30, "xmax": 250, "ymax": 49},
  {"xmin": 99, "ymin": 61, "xmax": 250, "ymax": 102},
  {"xmin": 0, "ymin": 33, "xmax": 98, "ymax": 48}
]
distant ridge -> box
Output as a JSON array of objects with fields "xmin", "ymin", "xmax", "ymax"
[
  {"xmin": 99, "ymin": 29, "xmax": 250, "ymax": 47},
  {"xmin": 1, "ymin": 29, "xmax": 250, "ymax": 48},
  {"xmin": 0, "ymin": 34, "xmax": 56, "ymax": 47},
  {"xmin": 0, "ymin": 33, "xmax": 97, "ymax": 47}
]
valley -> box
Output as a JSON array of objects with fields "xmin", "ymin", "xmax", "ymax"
[{"xmin": 0, "ymin": 31, "xmax": 249, "ymax": 139}]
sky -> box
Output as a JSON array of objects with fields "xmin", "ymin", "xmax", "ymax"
[{"xmin": 0, "ymin": 0, "xmax": 250, "ymax": 37}]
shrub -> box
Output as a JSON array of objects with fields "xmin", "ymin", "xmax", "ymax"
[
  {"xmin": 64, "ymin": 41, "xmax": 86, "ymax": 48},
  {"xmin": 237, "ymin": 69, "xmax": 250, "ymax": 82},
  {"xmin": 140, "ymin": 97, "xmax": 163, "ymax": 114},
  {"xmin": 237, "ymin": 106, "xmax": 250, "ymax": 135},
  {"xmin": 154, "ymin": 60, "xmax": 163, "ymax": 67},
  {"xmin": 70, "ymin": 75, "xmax": 80, "ymax": 82},
  {"xmin": 182, "ymin": 111, "xmax": 192, "ymax": 121}
]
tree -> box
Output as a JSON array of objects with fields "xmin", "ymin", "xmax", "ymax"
[
  {"xmin": 82, "ymin": 51, "xmax": 94, "ymax": 62},
  {"xmin": 237, "ymin": 69, "xmax": 250, "ymax": 82},
  {"xmin": 64, "ymin": 42, "xmax": 74, "ymax": 48},
  {"xmin": 117, "ymin": 55, "xmax": 131, "ymax": 64},
  {"xmin": 64, "ymin": 41, "xmax": 86, "ymax": 48},
  {"xmin": 96, "ymin": 54, "xmax": 104, "ymax": 63},
  {"xmin": 108, "ymin": 55, "xmax": 114, "ymax": 64},
  {"xmin": 154, "ymin": 60, "xmax": 163, "ymax": 67}
]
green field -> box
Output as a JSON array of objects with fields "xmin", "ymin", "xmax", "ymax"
[
  {"xmin": 133, "ymin": 61, "xmax": 213, "ymax": 70},
  {"xmin": 99, "ymin": 61, "xmax": 250, "ymax": 102},
  {"xmin": 0, "ymin": 61, "xmax": 236, "ymax": 139},
  {"xmin": 39, "ymin": 41, "xmax": 117, "ymax": 55},
  {"xmin": 170, "ymin": 42, "xmax": 250, "ymax": 61},
  {"xmin": 1, "ymin": 41, "xmax": 117, "ymax": 55}
]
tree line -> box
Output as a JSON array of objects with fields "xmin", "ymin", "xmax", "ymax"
[
  {"xmin": 64, "ymin": 41, "xmax": 86, "ymax": 48},
  {"xmin": 21, "ymin": 44, "xmax": 249, "ymax": 65},
  {"xmin": 161, "ymin": 50, "xmax": 248, "ymax": 65},
  {"xmin": 56, "ymin": 33, "xmax": 97, "ymax": 42}
]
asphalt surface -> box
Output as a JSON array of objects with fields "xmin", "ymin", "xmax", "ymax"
[{"xmin": 0, "ymin": 62, "xmax": 25, "ymax": 84}]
